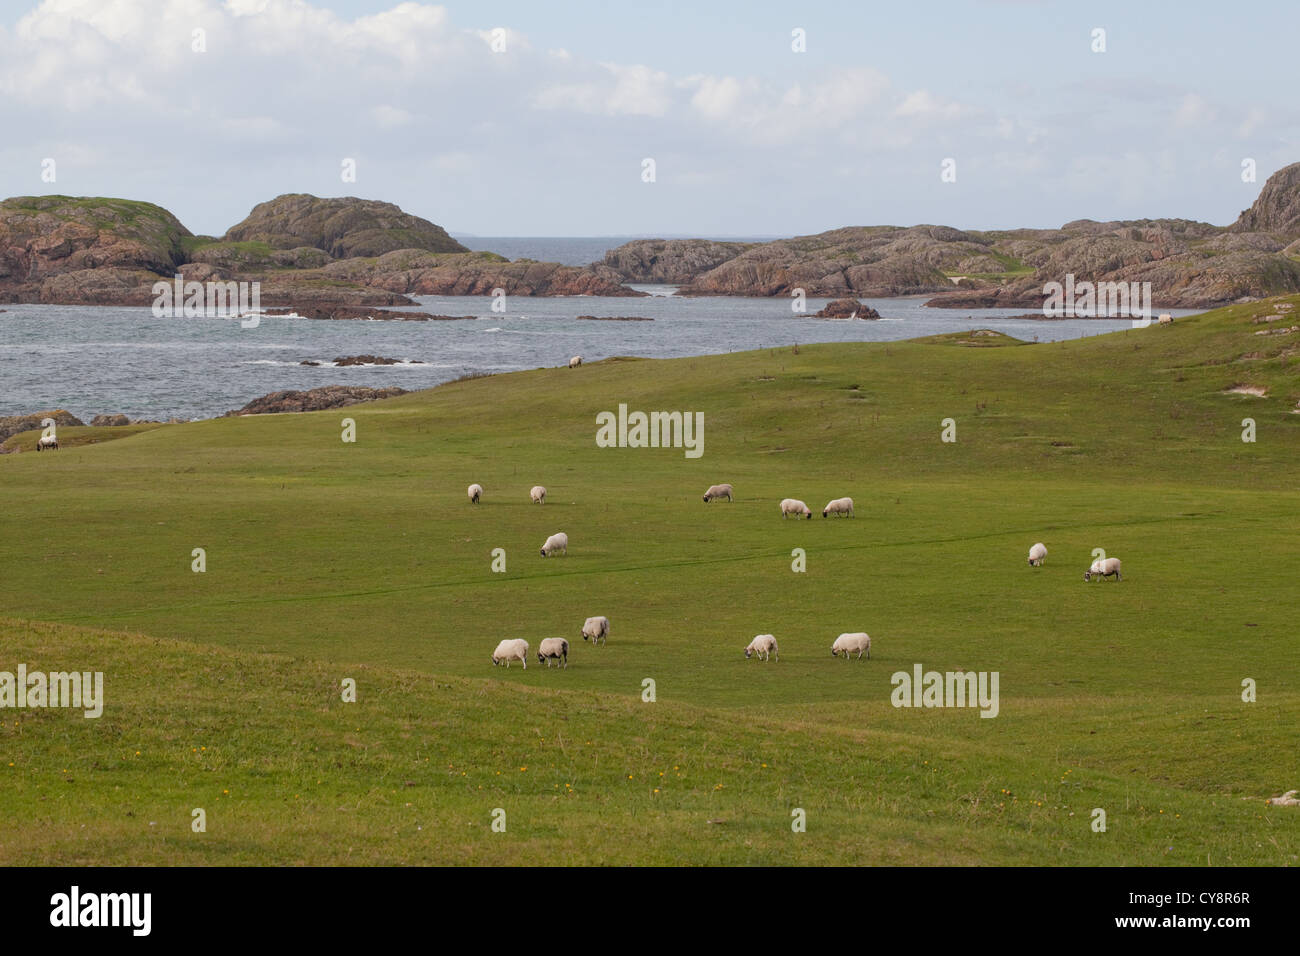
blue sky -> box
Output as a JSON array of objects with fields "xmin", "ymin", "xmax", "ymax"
[{"xmin": 1, "ymin": 0, "xmax": 1296, "ymax": 237}]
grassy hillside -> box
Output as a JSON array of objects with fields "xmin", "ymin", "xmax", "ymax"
[{"xmin": 1, "ymin": 296, "xmax": 1298, "ymax": 864}]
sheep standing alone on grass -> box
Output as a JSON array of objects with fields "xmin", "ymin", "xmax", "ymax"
[
  {"xmin": 530, "ymin": 485, "xmax": 547, "ymax": 504},
  {"xmin": 703, "ymin": 483, "xmax": 733, "ymax": 503},
  {"xmin": 568, "ymin": 355, "xmax": 582, "ymax": 368},
  {"xmin": 540, "ymin": 532, "xmax": 568, "ymax": 557},
  {"xmin": 467, "ymin": 483, "xmax": 483, "ymax": 504},
  {"xmin": 823, "ymin": 497, "xmax": 854, "ymax": 518},
  {"xmin": 537, "ymin": 637, "xmax": 569, "ymax": 668},
  {"xmin": 1028, "ymin": 542, "xmax": 1048, "ymax": 567},
  {"xmin": 581, "ymin": 616, "xmax": 609, "ymax": 645},
  {"xmin": 745, "ymin": 634, "xmax": 779, "ymax": 662},
  {"xmin": 831, "ymin": 632, "xmax": 871, "ymax": 660},
  {"xmin": 1084, "ymin": 557, "xmax": 1122, "ymax": 581},
  {"xmin": 780, "ymin": 498, "xmax": 812, "ymax": 519},
  {"xmin": 36, "ymin": 435, "xmax": 58, "ymax": 451},
  {"xmin": 492, "ymin": 638, "xmax": 529, "ymax": 669}
]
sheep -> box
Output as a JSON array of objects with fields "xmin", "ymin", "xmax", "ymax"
[
  {"xmin": 36, "ymin": 435, "xmax": 58, "ymax": 451},
  {"xmin": 702, "ymin": 483, "xmax": 733, "ymax": 503},
  {"xmin": 780, "ymin": 498, "xmax": 812, "ymax": 520},
  {"xmin": 831, "ymin": 632, "xmax": 871, "ymax": 660},
  {"xmin": 568, "ymin": 355, "xmax": 582, "ymax": 368},
  {"xmin": 491, "ymin": 638, "xmax": 529, "ymax": 669},
  {"xmin": 745, "ymin": 634, "xmax": 779, "ymax": 662},
  {"xmin": 467, "ymin": 483, "xmax": 483, "ymax": 504},
  {"xmin": 1028, "ymin": 542, "xmax": 1048, "ymax": 567},
  {"xmin": 1084, "ymin": 557, "xmax": 1122, "ymax": 582},
  {"xmin": 1158, "ymin": 313, "xmax": 1173, "ymax": 325},
  {"xmin": 530, "ymin": 485, "xmax": 547, "ymax": 504},
  {"xmin": 822, "ymin": 497, "xmax": 854, "ymax": 518},
  {"xmin": 537, "ymin": 637, "xmax": 569, "ymax": 668},
  {"xmin": 581, "ymin": 615, "xmax": 609, "ymax": 645},
  {"xmin": 540, "ymin": 531, "xmax": 568, "ymax": 557}
]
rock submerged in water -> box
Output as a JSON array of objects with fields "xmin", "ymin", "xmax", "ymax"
[
  {"xmin": 299, "ymin": 355, "xmax": 423, "ymax": 366},
  {"xmin": 813, "ymin": 298, "xmax": 880, "ymax": 319},
  {"xmin": 575, "ymin": 314, "xmax": 654, "ymax": 322},
  {"xmin": 225, "ymin": 385, "xmax": 408, "ymax": 416}
]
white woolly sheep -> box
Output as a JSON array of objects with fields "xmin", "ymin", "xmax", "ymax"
[
  {"xmin": 831, "ymin": 632, "xmax": 871, "ymax": 660},
  {"xmin": 780, "ymin": 498, "xmax": 812, "ymax": 520},
  {"xmin": 36, "ymin": 435, "xmax": 59, "ymax": 451},
  {"xmin": 530, "ymin": 485, "xmax": 547, "ymax": 504},
  {"xmin": 1028, "ymin": 542, "xmax": 1048, "ymax": 567},
  {"xmin": 467, "ymin": 483, "xmax": 483, "ymax": 503},
  {"xmin": 540, "ymin": 531, "xmax": 568, "ymax": 557},
  {"xmin": 822, "ymin": 497, "xmax": 854, "ymax": 518},
  {"xmin": 568, "ymin": 355, "xmax": 582, "ymax": 368},
  {"xmin": 1084, "ymin": 557, "xmax": 1122, "ymax": 582},
  {"xmin": 492, "ymin": 638, "xmax": 529, "ymax": 669},
  {"xmin": 745, "ymin": 634, "xmax": 779, "ymax": 662},
  {"xmin": 537, "ymin": 637, "xmax": 569, "ymax": 668},
  {"xmin": 581, "ymin": 615, "xmax": 609, "ymax": 645},
  {"xmin": 703, "ymin": 483, "xmax": 733, "ymax": 503},
  {"xmin": 1158, "ymin": 313, "xmax": 1173, "ymax": 325}
]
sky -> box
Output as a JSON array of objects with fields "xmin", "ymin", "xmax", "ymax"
[{"xmin": 1, "ymin": 0, "xmax": 1297, "ymax": 237}]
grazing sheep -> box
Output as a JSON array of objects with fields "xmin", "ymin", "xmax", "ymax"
[
  {"xmin": 530, "ymin": 485, "xmax": 547, "ymax": 504},
  {"xmin": 36, "ymin": 435, "xmax": 58, "ymax": 451},
  {"xmin": 702, "ymin": 483, "xmax": 734, "ymax": 503},
  {"xmin": 822, "ymin": 497, "xmax": 854, "ymax": 518},
  {"xmin": 1028, "ymin": 542, "xmax": 1048, "ymax": 567},
  {"xmin": 831, "ymin": 632, "xmax": 871, "ymax": 660},
  {"xmin": 540, "ymin": 532, "xmax": 568, "ymax": 557},
  {"xmin": 581, "ymin": 615, "xmax": 609, "ymax": 645},
  {"xmin": 491, "ymin": 638, "xmax": 529, "ymax": 669},
  {"xmin": 568, "ymin": 355, "xmax": 582, "ymax": 368},
  {"xmin": 745, "ymin": 634, "xmax": 779, "ymax": 662},
  {"xmin": 1158, "ymin": 313, "xmax": 1173, "ymax": 325},
  {"xmin": 467, "ymin": 483, "xmax": 483, "ymax": 504},
  {"xmin": 1084, "ymin": 557, "xmax": 1122, "ymax": 582},
  {"xmin": 780, "ymin": 498, "xmax": 812, "ymax": 520},
  {"xmin": 537, "ymin": 637, "xmax": 569, "ymax": 668}
]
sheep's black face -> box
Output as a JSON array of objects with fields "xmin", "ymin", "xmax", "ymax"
[
  {"xmin": 540, "ymin": 549, "xmax": 546, "ymax": 557},
  {"xmin": 745, "ymin": 649, "xmax": 752, "ymax": 658},
  {"xmin": 1083, "ymin": 571, "xmax": 1091, "ymax": 581},
  {"xmin": 822, "ymin": 511, "xmax": 828, "ymax": 517},
  {"xmin": 702, "ymin": 495, "xmax": 709, "ymax": 502}
]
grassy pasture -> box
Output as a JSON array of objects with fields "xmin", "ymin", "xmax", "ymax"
[{"xmin": 1, "ymin": 296, "xmax": 1297, "ymax": 864}]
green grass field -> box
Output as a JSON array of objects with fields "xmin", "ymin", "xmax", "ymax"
[{"xmin": 2, "ymin": 298, "xmax": 1298, "ymax": 865}]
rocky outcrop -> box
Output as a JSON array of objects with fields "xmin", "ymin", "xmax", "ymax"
[
  {"xmin": 0, "ymin": 193, "xmax": 636, "ymax": 305},
  {"xmin": 0, "ymin": 196, "xmax": 192, "ymax": 304},
  {"xmin": 225, "ymin": 386, "xmax": 408, "ymax": 416},
  {"xmin": 224, "ymin": 194, "xmax": 468, "ymax": 257},
  {"xmin": 599, "ymin": 239, "xmax": 756, "ymax": 283},
  {"xmin": 813, "ymin": 297, "xmax": 880, "ymax": 319},
  {"xmin": 576, "ymin": 314, "xmax": 654, "ymax": 321},
  {"xmin": 90, "ymin": 414, "xmax": 131, "ymax": 427},
  {"xmin": 320, "ymin": 250, "xmax": 644, "ymax": 297},
  {"xmin": 0, "ymin": 409, "xmax": 84, "ymax": 444},
  {"xmin": 1233, "ymin": 162, "xmax": 1300, "ymax": 238}
]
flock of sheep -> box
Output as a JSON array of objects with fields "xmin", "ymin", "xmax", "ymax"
[
  {"xmin": 491, "ymin": 616, "xmax": 608, "ymax": 670},
  {"xmin": 1026, "ymin": 542, "xmax": 1124, "ymax": 581},
  {"xmin": 468, "ymin": 481, "xmax": 1124, "ymax": 673}
]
